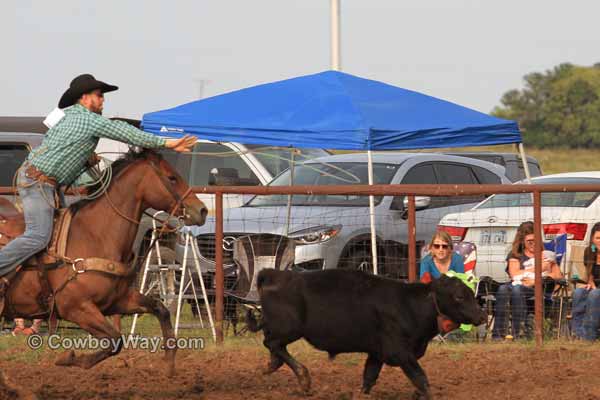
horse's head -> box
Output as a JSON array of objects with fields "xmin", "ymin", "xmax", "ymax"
[{"xmin": 134, "ymin": 150, "xmax": 208, "ymax": 226}]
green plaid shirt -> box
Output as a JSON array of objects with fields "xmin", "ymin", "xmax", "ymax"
[{"xmin": 30, "ymin": 104, "xmax": 166, "ymax": 185}]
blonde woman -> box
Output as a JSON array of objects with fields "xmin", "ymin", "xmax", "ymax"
[{"xmin": 419, "ymin": 231, "xmax": 464, "ymax": 283}]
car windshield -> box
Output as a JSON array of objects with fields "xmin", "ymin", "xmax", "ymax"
[
  {"xmin": 247, "ymin": 161, "xmax": 401, "ymax": 207},
  {"xmin": 245, "ymin": 145, "xmax": 329, "ymax": 177},
  {"xmin": 477, "ymin": 177, "xmax": 600, "ymax": 209}
]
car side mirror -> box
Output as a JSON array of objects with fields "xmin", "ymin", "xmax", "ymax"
[
  {"xmin": 408, "ymin": 196, "xmax": 431, "ymax": 211},
  {"xmin": 209, "ymin": 167, "xmax": 241, "ymax": 186},
  {"xmin": 391, "ymin": 196, "xmax": 431, "ymax": 211},
  {"xmin": 398, "ymin": 196, "xmax": 431, "ymax": 220}
]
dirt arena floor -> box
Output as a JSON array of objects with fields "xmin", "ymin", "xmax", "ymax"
[{"xmin": 2, "ymin": 334, "xmax": 600, "ymax": 400}]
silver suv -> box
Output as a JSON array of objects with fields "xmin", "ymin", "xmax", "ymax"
[
  {"xmin": 0, "ymin": 117, "xmax": 46, "ymax": 203},
  {"xmin": 176, "ymin": 152, "xmax": 511, "ymax": 279}
]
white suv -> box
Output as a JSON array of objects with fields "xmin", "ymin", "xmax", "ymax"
[{"xmin": 438, "ymin": 172, "xmax": 600, "ymax": 282}]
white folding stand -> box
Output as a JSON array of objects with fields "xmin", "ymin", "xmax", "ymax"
[
  {"xmin": 131, "ymin": 212, "xmax": 215, "ymax": 343},
  {"xmin": 175, "ymin": 232, "xmax": 217, "ymax": 342},
  {"xmin": 175, "ymin": 231, "xmax": 216, "ymax": 342},
  {"xmin": 131, "ymin": 211, "xmax": 195, "ymax": 334}
]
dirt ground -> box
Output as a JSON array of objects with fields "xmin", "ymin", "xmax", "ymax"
[{"xmin": 1, "ymin": 337, "xmax": 600, "ymax": 400}]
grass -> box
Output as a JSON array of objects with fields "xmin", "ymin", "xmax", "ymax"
[
  {"xmin": 0, "ymin": 303, "xmax": 262, "ymax": 362},
  {"xmin": 333, "ymin": 145, "xmax": 600, "ymax": 175},
  {"xmin": 440, "ymin": 145, "xmax": 600, "ymax": 175}
]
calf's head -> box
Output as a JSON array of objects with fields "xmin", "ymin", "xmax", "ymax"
[{"xmin": 431, "ymin": 275, "xmax": 486, "ymax": 326}]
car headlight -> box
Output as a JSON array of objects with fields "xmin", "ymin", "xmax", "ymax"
[{"xmin": 289, "ymin": 225, "xmax": 342, "ymax": 245}]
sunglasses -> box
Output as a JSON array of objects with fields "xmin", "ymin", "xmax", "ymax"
[{"xmin": 432, "ymin": 244, "xmax": 450, "ymax": 250}]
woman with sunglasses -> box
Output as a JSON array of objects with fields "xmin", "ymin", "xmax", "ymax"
[
  {"xmin": 493, "ymin": 221, "xmax": 563, "ymax": 340},
  {"xmin": 571, "ymin": 222, "xmax": 600, "ymax": 340},
  {"xmin": 419, "ymin": 231, "xmax": 464, "ymax": 283}
]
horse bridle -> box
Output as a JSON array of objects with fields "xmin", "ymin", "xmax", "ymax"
[{"xmin": 105, "ymin": 157, "xmax": 193, "ymax": 233}]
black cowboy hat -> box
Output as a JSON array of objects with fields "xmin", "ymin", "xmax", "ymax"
[{"xmin": 58, "ymin": 74, "xmax": 118, "ymax": 109}]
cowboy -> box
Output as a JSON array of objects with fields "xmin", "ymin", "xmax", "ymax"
[{"xmin": 0, "ymin": 73, "xmax": 197, "ymax": 304}]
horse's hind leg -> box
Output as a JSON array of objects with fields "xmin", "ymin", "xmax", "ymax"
[
  {"xmin": 56, "ymin": 301, "xmax": 123, "ymax": 369},
  {"xmin": 110, "ymin": 288, "xmax": 176, "ymax": 377}
]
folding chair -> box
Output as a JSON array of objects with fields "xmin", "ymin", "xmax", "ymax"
[{"xmin": 541, "ymin": 234, "xmax": 570, "ymax": 338}]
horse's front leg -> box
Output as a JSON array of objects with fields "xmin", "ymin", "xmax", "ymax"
[
  {"xmin": 55, "ymin": 301, "xmax": 123, "ymax": 369},
  {"xmin": 109, "ymin": 288, "xmax": 176, "ymax": 377}
]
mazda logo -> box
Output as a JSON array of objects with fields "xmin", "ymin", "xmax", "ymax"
[
  {"xmin": 487, "ymin": 216, "xmax": 498, "ymax": 223},
  {"xmin": 222, "ymin": 236, "xmax": 237, "ymax": 252}
]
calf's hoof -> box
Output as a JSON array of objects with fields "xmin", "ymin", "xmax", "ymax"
[{"xmin": 55, "ymin": 350, "xmax": 76, "ymax": 367}]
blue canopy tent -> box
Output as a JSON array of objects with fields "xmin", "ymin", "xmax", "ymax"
[
  {"xmin": 142, "ymin": 70, "xmax": 521, "ymax": 150},
  {"xmin": 142, "ymin": 70, "xmax": 524, "ymax": 275}
]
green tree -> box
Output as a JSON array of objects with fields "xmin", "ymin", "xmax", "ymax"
[{"xmin": 493, "ymin": 63, "xmax": 600, "ymax": 148}]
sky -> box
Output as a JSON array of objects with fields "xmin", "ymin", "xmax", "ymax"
[{"xmin": 3, "ymin": 0, "xmax": 600, "ymax": 119}]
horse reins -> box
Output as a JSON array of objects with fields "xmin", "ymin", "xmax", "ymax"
[
  {"xmin": 104, "ymin": 158, "xmax": 193, "ymax": 232},
  {"xmin": 102, "ymin": 157, "xmax": 196, "ymax": 284}
]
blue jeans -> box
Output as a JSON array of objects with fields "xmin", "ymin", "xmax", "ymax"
[
  {"xmin": 0, "ymin": 167, "xmax": 55, "ymax": 277},
  {"xmin": 572, "ymin": 288, "xmax": 600, "ymax": 340},
  {"xmin": 493, "ymin": 283, "xmax": 535, "ymax": 339}
]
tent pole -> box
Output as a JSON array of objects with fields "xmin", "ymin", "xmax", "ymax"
[
  {"xmin": 330, "ymin": 0, "xmax": 341, "ymax": 71},
  {"xmin": 367, "ymin": 150, "xmax": 378, "ymax": 275},
  {"xmin": 518, "ymin": 142, "xmax": 532, "ymax": 183},
  {"xmin": 284, "ymin": 149, "xmax": 295, "ymax": 236}
]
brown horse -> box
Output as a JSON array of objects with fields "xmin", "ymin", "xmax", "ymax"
[{"xmin": 1, "ymin": 150, "xmax": 207, "ymax": 376}]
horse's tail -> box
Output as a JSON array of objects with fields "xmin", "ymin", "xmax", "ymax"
[{"xmin": 245, "ymin": 308, "xmax": 264, "ymax": 332}]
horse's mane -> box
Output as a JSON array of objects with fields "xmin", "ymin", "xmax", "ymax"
[{"xmin": 70, "ymin": 149, "xmax": 160, "ymax": 214}]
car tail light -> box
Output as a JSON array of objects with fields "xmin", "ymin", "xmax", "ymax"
[
  {"xmin": 437, "ymin": 226, "xmax": 468, "ymax": 241},
  {"xmin": 543, "ymin": 223, "xmax": 587, "ymax": 241}
]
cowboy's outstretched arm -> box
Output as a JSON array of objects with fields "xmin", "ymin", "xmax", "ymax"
[
  {"xmin": 96, "ymin": 118, "xmax": 197, "ymax": 153},
  {"xmin": 95, "ymin": 118, "xmax": 167, "ymax": 148}
]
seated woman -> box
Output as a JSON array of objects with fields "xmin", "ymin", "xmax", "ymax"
[
  {"xmin": 492, "ymin": 221, "xmax": 563, "ymax": 340},
  {"xmin": 419, "ymin": 231, "xmax": 464, "ymax": 283},
  {"xmin": 572, "ymin": 222, "xmax": 600, "ymax": 340}
]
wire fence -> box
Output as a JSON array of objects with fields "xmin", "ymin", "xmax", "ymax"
[{"xmin": 2, "ymin": 179, "xmax": 599, "ymax": 345}]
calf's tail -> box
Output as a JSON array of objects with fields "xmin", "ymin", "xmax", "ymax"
[{"xmin": 245, "ymin": 309, "xmax": 264, "ymax": 332}]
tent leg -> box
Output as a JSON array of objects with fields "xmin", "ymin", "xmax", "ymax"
[
  {"xmin": 518, "ymin": 143, "xmax": 532, "ymax": 183},
  {"xmin": 284, "ymin": 149, "xmax": 295, "ymax": 236},
  {"xmin": 367, "ymin": 150, "xmax": 378, "ymax": 275}
]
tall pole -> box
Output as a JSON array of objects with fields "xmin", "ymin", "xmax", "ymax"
[
  {"xmin": 518, "ymin": 143, "xmax": 532, "ymax": 183},
  {"xmin": 330, "ymin": 0, "xmax": 341, "ymax": 71},
  {"xmin": 367, "ymin": 150, "xmax": 378, "ymax": 275},
  {"xmin": 408, "ymin": 195, "xmax": 417, "ymax": 282},
  {"xmin": 533, "ymin": 191, "xmax": 543, "ymax": 346}
]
